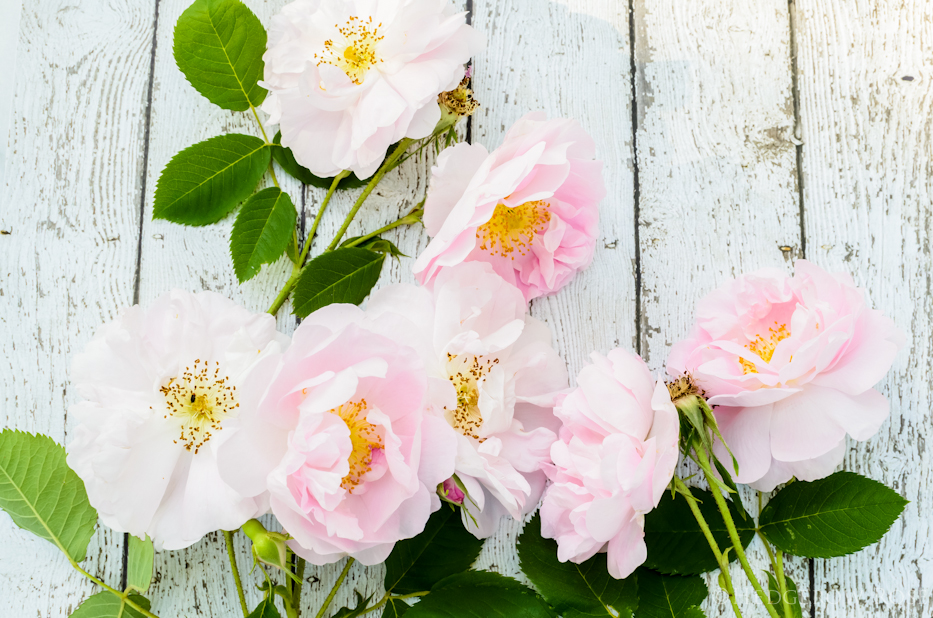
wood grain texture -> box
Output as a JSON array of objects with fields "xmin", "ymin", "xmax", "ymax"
[
  {"xmin": 0, "ymin": 0, "xmax": 156, "ymax": 614},
  {"xmin": 631, "ymin": 0, "xmax": 811, "ymax": 614},
  {"xmin": 470, "ymin": 0, "xmax": 638, "ymax": 590},
  {"xmin": 794, "ymin": 1, "xmax": 933, "ymax": 615}
]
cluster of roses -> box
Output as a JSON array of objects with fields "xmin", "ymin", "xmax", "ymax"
[{"xmin": 64, "ymin": 0, "xmax": 903, "ymax": 590}]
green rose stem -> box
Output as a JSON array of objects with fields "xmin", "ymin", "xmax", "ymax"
[
  {"xmin": 326, "ymin": 137, "xmax": 416, "ymax": 251},
  {"xmin": 223, "ymin": 530, "xmax": 249, "ymax": 617},
  {"xmin": 341, "ymin": 204, "xmax": 425, "ymax": 249},
  {"xmin": 694, "ymin": 447, "xmax": 780, "ymax": 618},
  {"xmin": 756, "ymin": 493, "xmax": 794, "ymax": 618},
  {"xmin": 314, "ymin": 557, "xmax": 355, "ymax": 618},
  {"xmin": 266, "ymin": 171, "xmax": 350, "ymax": 315},
  {"xmin": 69, "ymin": 561, "xmax": 160, "ymax": 618},
  {"xmin": 292, "ymin": 557, "xmax": 307, "ymax": 615},
  {"xmin": 671, "ymin": 477, "xmax": 743, "ymax": 618},
  {"xmin": 356, "ymin": 591, "xmax": 430, "ymax": 616}
]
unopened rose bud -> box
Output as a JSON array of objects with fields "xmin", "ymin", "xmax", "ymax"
[
  {"xmin": 241, "ymin": 519, "xmax": 290, "ymax": 574},
  {"xmin": 440, "ymin": 477, "xmax": 465, "ymax": 505}
]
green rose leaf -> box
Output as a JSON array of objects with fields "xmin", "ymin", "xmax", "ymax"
[
  {"xmin": 127, "ymin": 534, "xmax": 154, "ymax": 592},
  {"xmin": 331, "ymin": 592, "xmax": 373, "ymax": 618},
  {"xmin": 405, "ymin": 571, "xmax": 555, "ymax": 618},
  {"xmin": 70, "ymin": 592, "xmax": 152, "ymax": 618},
  {"xmin": 153, "ymin": 134, "xmax": 270, "ymax": 226},
  {"xmin": 765, "ymin": 572, "xmax": 802, "ymax": 618},
  {"xmin": 517, "ymin": 514, "xmax": 637, "ymax": 618},
  {"xmin": 230, "ymin": 187, "xmax": 297, "ymax": 282},
  {"xmin": 271, "ymin": 132, "xmax": 366, "ymax": 189},
  {"xmin": 643, "ymin": 489, "xmax": 754, "ymax": 575},
  {"xmin": 247, "ymin": 597, "xmax": 281, "ymax": 618},
  {"xmin": 635, "ymin": 569, "xmax": 708, "ymax": 618},
  {"xmin": 385, "ymin": 507, "xmax": 484, "ymax": 595},
  {"xmin": 384, "ymin": 598, "xmax": 410, "ymax": 617},
  {"xmin": 682, "ymin": 607, "xmax": 706, "ymax": 618},
  {"xmin": 0, "ymin": 430, "xmax": 97, "ymax": 563},
  {"xmin": 174, "ymin": 0, "xmax": 267, "ymax": 111},
  {"xmin": 292, "ymin": 247, "xmax": 385, "ymax": 318},
  {"xmin": 758, "ymin": 471, "xmax": 908, "ymax": 558}
]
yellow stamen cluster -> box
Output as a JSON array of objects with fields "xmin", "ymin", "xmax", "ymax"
[
  {"xmin": 444, "ymin": 354, "xmax": 499, "ymax": 441},
  {"xmin": 314, "ymin": 16, "xmax": 384, "ymax": 85},
  {"xmin": 740, "ymin": 323, "xmax": 791, "ymax": 374},
  {"xmin": 159, "ymin": 359, "xmax": 238, "ymax": 454},
  {"xmin": 476, "ymin": 200, "xmax": 551, "ymax": 259},
  {"xmin": 333, "ymin": 399, "xmax": 383, "ymax": 493}
]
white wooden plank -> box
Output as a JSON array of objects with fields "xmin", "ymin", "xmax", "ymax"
[
  {"xmin": 470, "ymin": 0, "xmax": 637, "ymax": 587},
  {"xmin": 632, "ymin": 0, "xmax": 810, "ymax": 614},
  {"xmin": 0, "ymin": 0, "xmax": 156, "ymax": 615},
  {"xmin": 794, "ymin": 1, "xmax": 933, "ymax": 615},
  {"xmin": 138, "ymin": 0, "xmax": 305, "ymax": 614}
]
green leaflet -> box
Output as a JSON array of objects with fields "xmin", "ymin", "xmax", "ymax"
[
  {"xmin": 127, "ymin": 535, "xmax": 154, "ymax": 592},
  {"xmin": 758, "ymin": 471, "xmax": 908, "ymax": 558},
  {"xmin": 153, "ymin": 134, "xmax": 270, "ymax": 226},
  {"xmin": 0, "ymin": 430, "xmax": 97, "ymax": 563},
  {"xmin": 292, "ymin": 248, "xmax": 385, "ymax": 318},
  {"xmin": 174, "ymin": 0, "xmax": 267, "ymax": 111},
  {"xmin": 517, "ymin": 514, "xmax": 637, "ymax": 617},
  {"xmin": 404, "ymin": 571, "xmax": 555, "ymax": 618},
  {"xmin": 247, "ymin": 597, "xmax": 282, "ymax": 618},
  {"xmin": 765, "ymin": 571, "xmax": 803, "ymax": 618},
  {"xmin": 384, "ymin": 507, "xmax": 484, "ymax": 595},
  {"xmin": 230, "ymin": 187, "xmax": 297, "ymax": 282},
  {"xmin": 69, "ymin": 592, "xmax": 152, "ymax": 618},
  {"xmin": 643, "ymin": 489, "xmax": 754, "ymax": 575},
  {"xmin": 635, "ymin": 569, "xmax": 708, "ymax": 618}
]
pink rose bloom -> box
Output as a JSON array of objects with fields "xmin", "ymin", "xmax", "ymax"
[
  {"xmin": 412, "ymin": 113, "xmax": 605, "ymax": 302},
  {"xmin": 367, "ymin": 262, "xmax": 568, "ymax": 537},
  {"xmin": 540, "ymin": 349, "xmax": 679, "ymax": 580},
  {"xmin": 66, "ymin": 290, "xmax": 286, "ymax": 550},
  {"xmin": 216, "ymin": 304, "xmax": 456, "ymax": 565},
  {"xmin": 667, "ymin": 260, "xmax": 904, "ymax": 491},
  {"xmin": 262, "ymin": 0, "xmax": 484, "ymax": 179}
]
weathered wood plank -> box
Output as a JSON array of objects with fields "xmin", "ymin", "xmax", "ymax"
[
  {"xmin": 794, "ymin": 1, "xmax": 933, "ymax": 615},
  {"xmin": 137, "ymin": 0, "xmax": 305, "ymax": 614},
  {"xmin": 632, "ymin": 0, "xmax": 809, "ymax": 614},
  {"xmin": 470, "ymin": 0, "xmax": 638, "ymax": 586},
  {"xmin": 0, "ymin": 0, "xmax": 156, "ymax": 614}
]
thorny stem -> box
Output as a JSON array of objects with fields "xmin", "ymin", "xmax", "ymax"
[
  {"xmin": 266, "ymin": 171, "xmax": 349, "ymax": 316},
  {"xmin": 292, "ymin": 557, "xmax": 307, "ymax": 616},
  {"xmin": 774, "ymin": 550, "xmax": 795, "ymax": 618},
  {"xmin": 224, "ymin": 530, "xmax": 249, "ymax": 617},
  {"xmin": 326, "ymin": 138, "xmax": 415, "ymax": 251},
  {"xmin": 672, "ymin": 477, "xmax": 743, "ymax": 618},
  {"xmin": 313, "ymin": 558, "xmax": 355, "ymax": 618},
  {"xmin": 356, "ymin": 591, "xmax": 430, "ymax": 616},
  {"xmin": 70, "ymin": 561, "xmax": 161, "ymax": 618},
  {"xmin": 694, "ymin": 447, "xmax": 780, "ymax": 618},
  {"xmin": 341, "ymin": 204, "xmax": 425, "ymax": 249},
  {"xmin": 250, "ymin": 104, "xmax": 271, "ymax": 144}
]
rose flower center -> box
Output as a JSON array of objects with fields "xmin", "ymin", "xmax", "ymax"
[
  {"xmin": 315, "ymin": 16, "xmax": 384, "ymax": 85},
  {"xmin": 160, "ymin": 359, "xmax": 238, "ymax": 454},
  {"xmin": 476, "ymin": 200, "xmax": 551, "ymax": 259},
  {"xmin": 444, "ymin": 354, "xmax": 499, "ymax": 441},
  {"xmin": 333, "ymin": 399, "xmax": 383, "ymax": 493},
  {"xmin": 739, "ymin": 322, "xmax": 791, "ymax": 375}
]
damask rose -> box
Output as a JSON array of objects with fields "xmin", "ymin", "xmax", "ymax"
[
  {"xmin": 261, "ymin": 0, "xmax": 484, "ymax": 179},
  {"xmin": 367, "ymin": 262, "xmax": 568, "ymax": 537},
  {"xmin": 539, "ymin": 349, "xmax": 679, "ymax": 580},
  {"xmin": 216, "ymin": 304, "xmax": 456, "ymax": 565},
  {"xmin": 413, "ymin": 112, "xmax": 604, "ymax": 302},
  {"xmin": 667, "ymin": 260, "xmax": 905, "ymax": 491},
  {"xmin": 66, "ymin": 290, "xmax": 286, "ymax": 550}
]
